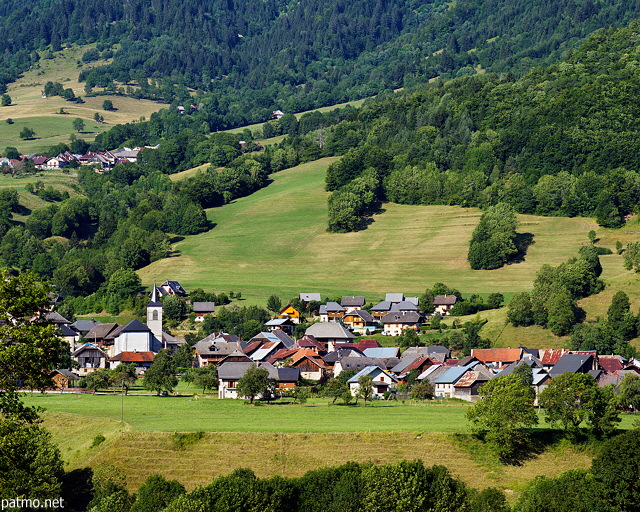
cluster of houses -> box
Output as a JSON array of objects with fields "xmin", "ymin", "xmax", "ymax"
[
  {"xmin": 50, "ymin": 282, "xmax": 637, "ymax": 404},
  {"xmin": 0, "ymin": 147, "xmax": 151, "ymax": 173}
]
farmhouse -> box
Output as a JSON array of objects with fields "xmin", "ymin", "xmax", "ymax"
[
  {"xmin": 381, "ymin": 311, "xmax": 422, "ymax": 336},
  {"xmin": 217, "ymin": 362, "xmax": 299, "ymax": 399},
  {"xmin": 278, "ymin": 304, "xmax": 303, "ymax": 324},
  {"xmin": 433, "ymin": 295, "xmax": 457, "ymax": 315},
  {"xmin": 73, "ymin": 343, "xmax": 110, "ymax": 375},
  {"xmin": 192, "ymin": 302, "xmax": 215, "ymax": 321}
]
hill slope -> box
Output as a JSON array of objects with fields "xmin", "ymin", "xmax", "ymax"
[{"xmin": 138, "ymin": 157, "xmax": 601, "ymax": 304}]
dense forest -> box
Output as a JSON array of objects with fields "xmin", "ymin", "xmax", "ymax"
[{"xmin": 1, "ymin": 0, "xmax": 640, "ymax": 128}]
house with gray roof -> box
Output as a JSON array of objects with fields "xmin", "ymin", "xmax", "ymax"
[
  {"xmin": 71, "ymin": 319, "xmax": 102, "ymax": 336},
  {"xmin": 217, "ymin": 362, "xmax": 300, "ymax": 399},
  {"xmin": 433, "ymin": 295, "xmax": 457, "ymax": 316},
  {"xmin": 341, "ymin": 296, "xmax": 365, "ymax": 311},
  {"xmin": 193, "ymin": 302, "xmax": 215, "ymax": 321},
  {"xmin": 319, "ymin": 302, "xmax": 346, "ymax": 322},
  {"xmin": 434, "ymin": 362, "xmax": 480, "ymax": 398},
  {"xmin": 548, "ymin": 353, "xmax": 595, "ymax": 378},
  {"xmin": 348, "ymin": 366, "xmax": 398, "ymax": 398},
  {"xmin": 305, "ymin": 322, "xmax": 356, "ymax": 351},
  {"xmin": 334, "ymin": 356, "xmax": 393, "ymax": 376},
  {"xmin": 371, "ymin": 300, "xmax": 393, "ymax": 320},
  {"xmin": 386, "ymin": 293, "xmax": 405, "ymax": 304},
  {"xmin": 363, "ymin": 347, "xmax": 400, "ymax": 359},
  {"xmin": 381, "ymin": 311, "xmax": 422, "ymax": 336},
  {"xmin": 300, "ymin": 293, "xmax": 321, "ymax": 303}
]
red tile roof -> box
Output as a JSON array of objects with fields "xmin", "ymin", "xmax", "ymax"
[
  {"xmin": 243, "ymin": 341, "xmax": 261, "ymax": 355},
  {"xmin": 598, "ymin": 355, "xmax": 625, "ymax": 373},
  {"xmin": 109, "ymin": 351, "xmax": 155, "ymax": 363},
  {"xmin": 354, "ymin": 339, "xmax": 382, "ymax": 350},
  {"xmin": 540, "ymin": 349, "xmax": 570, "ymax": 365},
  {"xmin": 471, "ymin": 348, "xmax": 522, "ymax": 363},
  {"xmin": 266, "ymin": 348, "xmax": 298, "ymax": 364}
]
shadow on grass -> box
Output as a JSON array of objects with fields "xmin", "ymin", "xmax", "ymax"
[{"xmin": 509, "ymin": 232, "xmax": 535, "ymax": 264}]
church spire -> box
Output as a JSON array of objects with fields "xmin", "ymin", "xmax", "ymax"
[{"xmin": 148, "ymin": 283, "xmax": 162, "ymax": 307}]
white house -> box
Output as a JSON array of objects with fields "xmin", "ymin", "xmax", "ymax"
[{"xmin": 348, "ymin": 366, "xmax": 398, "ymax": 398}]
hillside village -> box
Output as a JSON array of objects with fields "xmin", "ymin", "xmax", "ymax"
[{"xmin": 50, "ymin": 280, "xmax": 639, "ymax": 405}]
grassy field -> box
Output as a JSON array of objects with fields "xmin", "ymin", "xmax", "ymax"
[
  {"xmin": 27, "ymin": 392, "xmax": 631, "ymax": 494},
  {"xmin": 1, "ymin": 44, "xmax": 163, "ymax": 154},
  {"xmin": 137, "ymin": 157, "xmax": 607, "ymax": 306}
]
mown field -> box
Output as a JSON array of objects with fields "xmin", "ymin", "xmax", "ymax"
[
  {"xmin": 27, "ymin": 392, "xmax": 634, "ymax": 495},
  {"xmin": 138, "ymin": 157, "xmax": 615, "ymax": 306},
  {"xmin": 0, "ymin": 45, "xmax": 163, "ymax": 154}
]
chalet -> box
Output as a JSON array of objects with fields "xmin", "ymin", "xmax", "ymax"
[
  {"xmin": 433, "ymin": 362, "xmax": 480, "ymax": 398},
  {"xmin": 50, "ymin": 369, "xmax": 79, "ymax": 389},
  {"xmin": 334, "ymin": 357, "xmax": 392, "ymax": 377},
  {"xmin": 433, "ymin": 295, "xmax": 457, "ymax": 316},
  {"xmin": 381, "ymin": 311, "xmax": 422, "ymax": 336},
  {"xmin": 71, "ymin": 319, "xmax": 102, "ymax": 337},
  {"xmin": 289, "ymin": 352, "xmax": 327, "ymax": 381},
  {"xmin": 84, "ymin": 322, "xmax": 120, "ymax": 348},
  {"xmin": 370, "ymin": 301, "xmax": 393, "ymax": 320},
  {"xmin": 217, "ymin": 350, "xmax": 252, "ymax": 365},
  {"xmin": 45, "ymin": 311, "xmax": 71, "ymax": 326},
  {"xmin": 193, "ymin": 302, "xmax": 215, "ymax": 321},
  {"xmin": 296, "ymin": 335, "xmax": 326, "ymax": 353},
  {"xmin": 340, "ymin": 296, "xmax": 365, "ymax": 312},
  {"xmin": 348, "ymin": 366, "xmax": 398, "ymax": 398},
  {"xmin": 109, "ymin": 351, "xmax": 155, "ymax": 374},
  {"xmin": 72, "ymin": 343, "xmax": 110, "ymax": 375},
  {"xmin": 342, "ymin": 309, "xmax": 376, "ymax": 335},
  {"xmin": 304, "ymin": 322, "xmax": 356, "ymax": 351},
  {"xmin": 391, "ymin": 301, "xmax": 420, "ymax": 313},
  {"xmin": 278, "ymin": 304, "xmax": 303, "ymax": 324},
  {"xmin": 319, "ymin": 302, "xmax": 345, "ymax": 322},
  {"xmin": 386, "ymin": 293, "xmax": 405, "ymax": 304},
  {"xmin": 471, "ymin": 348, "xmax": 523, "ymax": 368},
  {"xmin": 193, "ymin": 333, "xmax": 245, "ymax": 367},
  {"xmin": 265, "ymin": 318, "xmax": 295, "ymax": 334},
  {"xmin": 112, "ymin": 148, "xmax": 140, "ymax": 162},
  {"xmin": 452, "ymin": 369, "xmax": 493, "ymax": 401}
]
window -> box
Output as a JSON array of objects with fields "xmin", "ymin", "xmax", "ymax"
[{"xmin": 152, "ymin": 310, "xmax": 158, "ymax": 321}]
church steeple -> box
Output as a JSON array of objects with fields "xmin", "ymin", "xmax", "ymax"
[{"xmin": 147, "ymin": 283, "xmax": 163, "ymax": 346}]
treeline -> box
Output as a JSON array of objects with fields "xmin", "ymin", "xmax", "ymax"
[
  {"xmin": 317, "ymin": 22, "xmax": 640, "ymax": 232},
  {"xmin": 1, "ymin": 0, "xmax": 639, "ymax": 127}
]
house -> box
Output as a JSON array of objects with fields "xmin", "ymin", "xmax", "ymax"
[
  {"xmin": 50, "ymin": 369, "xmax": 79, "ymax": 389},
  {"xmin": 304, "ymin": 322, "xmax": 356, "ymax": 351},
  {"xmin": 341, "ymin": 296, "xmax": 365, "ymax": 312},
  {"xmin": 433, "ymin": 362, "xmax": 480, "ymax": 398},
  {"xmin": 159, "ymin": 280, "xmax": 187, "ymax": 296},
  {"xmin": 45, "ymin": 311, "xmax": 71, "ymax": 326},
  {"xmin": 363, "ymin": 347, "xmax": 400, "ymax": 359},
  {"xmin": 72, "ymin": 343, "xmax": 110, "ymax": 375},
  {"xmin": 401, "ymin": 346, "xmax": 451, "ymax": 360},
  {"xmin": 109, "ymin": 351, "xmax": 155, "ymax": 374},
  {"xmin": 273, "ymin": 110, "xmax": 284, "ymax": 119},
  {"xmin": 598, "ymin": 355, "xmax": 626, "ymax": 372},
  {"xmin": 370, "ymin": 301, "xmax": 393, "ymax": 320},
  {"xmin": 342, "ymin": 309, "xmax": 376, "ymax": 335},
  {"xmin": 217, "ymin": 362, "xmax": 300, "ymax": 399},
  {"xmin": 71, "ymin": 319, "xmax": 102, "ymax": 336},
  {"xmin": 319, "ymin": 302, "xmax": 345, "ymax": 322},
  {"xmin": 386, "ymin": 293, "xmax": 405, "ymax": 304},
  {"xmin": 193, "ymin": 302, "xmax": 215, "ymax": 321},
  {"xmin": 278, "ymin": 304, "xmax": 303, "ymax": 324},
  {"xmin": 471, "ymin": 348, "xmax": 523, "ymax": 368},
  {"xmin": 289, "ymin": 351, "xmax": 327, "ymax": 381},
  {"xmin": 390, "ymin": 301, "xmax": 420, "ymax": 313},
  {"xmin": 334, "ymin": 357, "xmax": 390, "ymax": 377},
  {"xmin": 348, "ymin": 366, "xmax": 398, "ymax": 398},
  {"xmin": 433, "ymin": 295, "xmax": 457, "ymax": 316},
  {"xmin": 452, "ymin": 369, "xmax": 493, "ymax": 401},
  {"xmin": 84, "ymin": 323, "xmax": 120, "ymax": 349},
  {"xmin": 296, "ymin": 335, "xmax": 326, "ymax": 353},
  {"xmin": 58, "ymin": 324, "xmax": 80, "ymax": 348},
  {"xmin": 265, "ymin": 318, "xmax": 295, "ymax": 334},
  {"xmin": 540, "ymin": 349, "xmax": 571, "ymax": 369},
  {"xmin": 381, "ymin": 311, "xmax": 422, "ymax": 336}
]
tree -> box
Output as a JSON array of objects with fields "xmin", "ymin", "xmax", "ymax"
[
  {"xmin": 410, "ymin": 380, "xmax": 435, "ymax": 400},
  {"xmin": 143, "ymin": 349, "xmax": 178, "ymax": 396},
  {"xmin": 130, "ymin": 475, "xmax": 185, "ymax": 512},
  {"xmin": 192, "ymin": 365, "xmax": 217, "ymax": 394},
  {"xmin": 266, "ymin": 294, "xmax": 282, "ymax": 313},
  {"xmin": 103, "ymin": 99, "xmax": 114, "ymax": 111},
  {"xmin": 4, "ymin": 146, "xmax": 19, "ymax": 159},
  {"xmin": 588, "ymin": 230, "xmax": 597, "ymax": 244},
  {"xmin": 539, "ymin": 372, "xmax": 619, "ymax": 437},
  {"xmin": 607, "ymin": 291, "xmax": 636, "ymax": 340},
  {"xmin": 84, "ymin": 368, "xmax": 113, "ymax": 392},
  {"xmin": 466, "ymin": 374, "xmax": 538, "ymax": 460},
  {"xmin": 323, "ymin": 378, "xmax": 346, "ymax": 404},
  {"xmin": 163, "ymin": 294, "xmax": 187, "ymax": 321},
  {"xmin": 545, "ymin": 289, "xmax": 577, "ymax": 336},
  {"xmin": 619, "ymin": 373, "xmax": 640, "ymax": 411},
  {"xmin": 19, "ymin": 127, "xmax": 36, "ymax": 140},
  {"xmin": 236, "ymin": 364, "xmax": 272, "ymax": 404},
  {"xmin": 73, "ymin": 117, "xmax": 85, "ymax": 132},
  {"xmin": 468, "ymin": 203, "xmax": 519, "ymax": 270},
  {"xmin": 400, "ymin": 327, "xmax": 420, "ymax": 348},
  {"xmin": 356, "ymin": 375, "xmax": 374, "ymax": 407},
  {"xmin": 94, "ymin": 112, "xmax": 104, "ymax": 123},
  {"xmin": 1, "ymin": 93, "xmax": 11, "ymax": 106},
  {"xmin": 173, "ymin": 343, "xmax": 194, "ymax": 370},
  {"xmin": 111, "ymin": 364, "xmax": 137, "ymax": 395}
]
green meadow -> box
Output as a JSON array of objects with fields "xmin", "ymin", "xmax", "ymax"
[{"xmin": 138, "ymin": 157, "xmax": 606, "ymax": 305}]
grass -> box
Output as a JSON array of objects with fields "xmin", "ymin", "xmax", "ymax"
[
  {"xmin": 137, "ymin": 157, "xmax": 603, "ymax": 307},
  {"xmin": 1, "ymin": 44, "xmax": 164, "ymax": 154},
  {"xmin": 28, "ymin": 392, "xmax": 630, "ymax": 495}
]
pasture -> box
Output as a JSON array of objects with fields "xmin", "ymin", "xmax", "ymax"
[
  {"xmin": 137, "ymin": 157, "xmax": 606, "ymax": 306},
  {"xmin": 1, "ymin": 44, "xmax": 163, "ymax": 153},
  {"xmin": 26, "ymin": 392, "xmax": 625, "ymax": 494}
]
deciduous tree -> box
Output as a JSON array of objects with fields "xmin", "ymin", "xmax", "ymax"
[
  {"xmin": 236, "ymin": 365, "xmax": 272, "ymax": 404},
  {"xmin": 143, "ymin": 349, "xmax": 177, "ymax": 396}
]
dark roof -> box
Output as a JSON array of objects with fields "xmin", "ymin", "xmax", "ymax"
[
  {"xmin": 270, "ymin": 329, "xmax": 296, "ymax": 349},
  {"xmin": 148, "ymin": 286, "xmax": 162, "ymax": 307},
  {"xmin": 45, "ymin": 311, "xmax": 71, "ymax": 324},
  {"xmin": 347, "ymin": 310, "xmax": 375, "ymax": 323},
  {"xmin": 300, "ymin": 293, "xmax": 321, "ymax": 302},
  {"xmin": 277, "ymin": 368, "xmax": 301, "ymax": 382},
  {"xmin": 386, "ymin": 293, "xmax": 404, "ymax": 303},
  {"xmin": 85, "ymin": 322, "xmax": 120, "ymax": 341},
  {"xmin": 341, "ymin": 296, "xmax": 365, "ymax": 307},
  {"xmin": 433, "ymin": 295, "xmax": 457, "ymax": 306},
  {"xmin": 381, "ymin": 311, "xmax": 421, "ymax": 324},
  {"xmin": 218, "ymin": 362, "xmax": 278, "ymax": 380},
  {"xmin": 52, "ymin": 369, "xmax": 79, "ymax": 380},
  {"xmin": 549, "ymin": 354, "xmax": 594, "ymax": 378},
  {"xmin": 71, "ymin": 319, "xmax": 102, "ymax": 333},
  {"xmin": 371, "ymin": 300, "xmax": 393, "ymax": 312},
  {"xmin": 72, "ymin": 343, "xmax": 108, "ymax": 357},
  {"xmin": 389, "ymin": 301, "xmax": 420, "ymax": 312},
  {"xmin": 118, "ymin": 319, "xmax": 152, "ymax": 333},
  {"xmin": 58, "ymin": 325, "xmax": 77, "ymax": 337},
  {"xmin": 305, "ymin": 322, "xmax": 356, "ymax": 340},
  {"xmin": 324, "ymin": 301, "xmax": 346, "ymax": 313},
  {"xmin": 161, "ymin": 280, "xmax": 187, "ymax": 295}
]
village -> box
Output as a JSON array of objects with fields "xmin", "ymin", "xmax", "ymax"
[{"xmin": 48, "ymin": 280, "xmax": 636, "ymax": 404}]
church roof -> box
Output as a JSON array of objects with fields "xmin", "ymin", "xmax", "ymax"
[
  {"xmin": 118, "ymin": 319, "xmax": 152, "ymax": 333},
  {"xmin": 147, "ymin": 285, "xmax": 162, "ymax": 307}
]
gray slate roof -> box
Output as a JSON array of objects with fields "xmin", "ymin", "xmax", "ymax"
[
  {"xmin": 118, "ymin": 319, "xmax": 151, "ymax": 333},
  {"xmin": 300, "ymin": 293, "xmax": 321, "ymax": 302},
  {"xmin": 364, "ymin": 347, "xmax": 400, "ymax": 359},
  {"xmin": 347, "ymin": 366, "xmax": 398, "ymax": 383},
  {"xmin": 218, "ymin": 362, "xmax": 279, "ymax": 380},
  {"xmin": 548, "ymin": 354, "xmax": 594, "ymax": 378},
  {"xmin": 371, "ymin": 301, "xmax": 393, "ymax": 312},
  {"xmin": 386, "ymin": 293, "xmax": 404, "ymax": 303},
  {"xmin": 341, "ymin": 296, "xmax": 365, "ymax": 307},
  {"xmin": 381, "ymin": 311, "xmax": 422, "ymax": 324},
  {"xmin": 270, "ymin": 329, "xmax": 296, "ymax": 348},
  {"xmin": 193, "ymin": 302, "xmax": 215, "ymax": 313},
  {"xmin": 305, "ymin": 322, "xmax": 356, "ymax": 340},
  {"xmin": 325, "ymin": 302, "xmax": 346, "ymax": 313}
]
